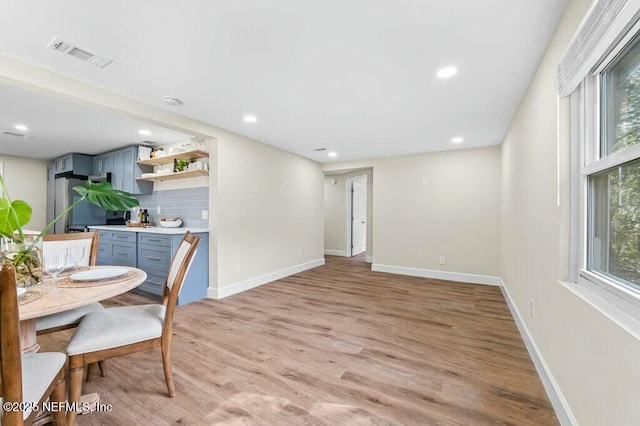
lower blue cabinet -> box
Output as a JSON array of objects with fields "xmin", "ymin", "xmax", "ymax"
[{"xmin": 93, "ymin": 229, "xmax": 209, "ymax": 305}]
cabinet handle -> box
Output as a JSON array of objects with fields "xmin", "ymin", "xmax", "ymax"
[
  {"xmin": 147, "ymin": 238, "xmax": 161, "ymax": 242},
  {"xmin": 147, "ymin": 256, "xmax": 163, "ymax": 261},
  {"xmin": 116, "ymin": 251, "xmax": 128, "ymax": 255},
  {"xmin": 148, "ymin": 280, "xmax": 163, "ymax": 286},
  {"xmin": 115, "ymin": 235, "xmax": 128, "ymax": 239}
]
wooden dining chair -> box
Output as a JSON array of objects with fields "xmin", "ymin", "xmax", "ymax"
[
  {"xmin": 39, "ymin": 232, "xmax": 107, "ymax": 381},
  {"xmin": 65, "ymin": 232, "xmax": 200, "ymax": 424},
  {"xmin": 0, "ymin": 264, "xmax": 68, "ymax": 426},
  {"xmin": 37, "ymin": 232, "xmax": 104, "ymax": 335}
]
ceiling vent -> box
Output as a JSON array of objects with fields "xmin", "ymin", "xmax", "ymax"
[
  {"xmin": 162, "ymin": 97, "xmax": 184, "ymax": 106},
  {"xmin": 1, "ymin": 131, "xmax": 35, "ymax": 138},
  {"xmin": 47, "ymin": 37, "xmax": 113, "ymax": 69}
]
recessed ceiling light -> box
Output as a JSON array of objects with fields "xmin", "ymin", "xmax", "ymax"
[
  {"xmin": 328, "ymin": 152, "xmax": 338, "ymax": 157},
  {"xmin": 14, "ymin": 124, "xmax": 28, "ymax": 131},
  {"xmin": 162, "ymin": 97, "xmax": 183, "ymax": 106},
  {"xmin": 139, "ymin": 129, "xmax": 152, "ymax": 136},
  {"xmin": 451, "ymin": 136, "xmax": 464, "ymax": 144},
  {"xmin": 243, "ymin": 115, "xmax": 258, "ymax": 123},
  {"xmin": 437, "ymin": 66, "xmax": 458, "ymax": 79}
]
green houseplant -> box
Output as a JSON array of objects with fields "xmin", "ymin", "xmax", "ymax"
[{"xmin": 0, "ymin": 174, "xmax": 139, "ymax": 285}]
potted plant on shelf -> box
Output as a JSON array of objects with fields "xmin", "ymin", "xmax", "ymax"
[{"xmin": 0, "ymin": 174, "xmax": 139, "ymax": 286}]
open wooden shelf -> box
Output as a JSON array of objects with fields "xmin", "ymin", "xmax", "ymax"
[
  {"xmin": 136, "ymin": 149, "xmax": 209, "ymax": 166},
  {"xmin": 136, "ymin": 170, "xmax": 209, "ymax": 182}
]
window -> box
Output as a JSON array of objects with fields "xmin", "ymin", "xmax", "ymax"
[
  {"xmin": 559, "ymin": 0, "xmax": 640, "ymax": 335},
  {"xmin": 580, "ymin": 29, "xmax": 640, "ymax": 300}
]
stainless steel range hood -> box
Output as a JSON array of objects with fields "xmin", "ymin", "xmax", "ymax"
[{"xmin": 88, "ymin": 172, "xmax": 111, "ymax": 182}]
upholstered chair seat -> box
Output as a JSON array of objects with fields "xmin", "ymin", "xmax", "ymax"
[
  {"xmin": 67, "ymin": 305, "xmax": 166, "ymax": 355},
  {"xmin": 20, "ymin": 353, "xmax": 67, "ymax": 419},
  {"xmin": 35, "ymin": 302, "xmax": 104, "ymax": 332}
]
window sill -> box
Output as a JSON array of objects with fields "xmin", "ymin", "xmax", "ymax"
[{"xmin": 560, "ymin": 277, "xmax": 640, "ymax": 341}]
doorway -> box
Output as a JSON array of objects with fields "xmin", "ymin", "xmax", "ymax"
[{"xmin": 346, "ymin": 175, "xmax": 367, "ymax": 257}]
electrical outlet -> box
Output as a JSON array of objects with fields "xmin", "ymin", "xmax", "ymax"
[
  {"xmin": 529, "ymin": 300, "xmax": 535, "ymax": 318},
  {"xmin": 439, "ymin": 256, "xmax": 446, "ymax": 265},
  {"xmin": 235, "ymin": 264, "xmax": 241, "ymax": 274},
  {"xmin": 311, "ymin": 211, "xmax": 315, "ymax": 218},
  {"xmin": 202, "ymin": 209, "xmax": 208, "ymax": 220},
  {"xmin": 421, "ymin": 177, "xmax": 428, "ymax": 186},
  {"xmin": 157, "ymin": 206, "xmax": 161, "ymax": 215},
  {"xmin": 296, "ymin": 250, "xmax": 301, "ymax": 259}
]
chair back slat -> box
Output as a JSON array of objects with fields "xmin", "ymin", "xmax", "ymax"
[
  {"xmin": 162, "ymin": 232, "xmax": 200, "ymax": 335},
  {"xmin": 166, "ymin": 240, "xmax": 192, "ymax": 293},
  {"xmin": 43, "ymin": 232, "xmax": 100, "ymax": 266},
  {"xmin": 0, "ymin": 264, "xmax": 24, "ymax": 425}
]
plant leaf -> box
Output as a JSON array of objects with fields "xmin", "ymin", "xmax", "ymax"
[
  {"xmin": 73, "ymin": 181, "xmax": 139, "ymax": 211},
  {"xmin": 0, "ymin": 198, "xmax": 32, "ymax": 236}
]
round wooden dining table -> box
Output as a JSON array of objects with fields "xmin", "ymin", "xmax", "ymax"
[{"xmin": 18, "ymin": 266, "xmax": 147, "ymax": 353}]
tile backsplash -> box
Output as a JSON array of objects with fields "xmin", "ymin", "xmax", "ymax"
[{"xmin": 136, "ymin": 187, "xmax": 209, "ymax": 228}]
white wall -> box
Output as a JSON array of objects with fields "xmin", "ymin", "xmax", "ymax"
[
  {"xmin": 500, "ymin": 0, "xmax": 640, "ymax": 424},
  {"xmin": 324, "ymin": 175, "xmax": 346, "ymax": 254},
  {"xmin": 216, "ymin": 132, "xmax": 324, "ymax": 292},
  {"xmin": 0, "ymin": 155, "xmax": 49, "ymax": 231},
  {"xmin": 323, "ymin": 146, "xmax": 501, "ymax": 280}
]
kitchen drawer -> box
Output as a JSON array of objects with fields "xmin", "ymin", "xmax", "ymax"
[
  {"xmin": 97, "ymin": 230, "xmax": 112, "ymax": 241},
  {"xmin": 138, "ymin": 270, "xmax": 167, "ymax": 296},
  {"xmin": 110, "ymin": 231, "xmax": 137, "ymax": 244},
  {"xmin": 138, "ymin": 234, "xmax": 171, "ymax": 247},
  {"xmin": 138, "ymin": 245, "xmax": 172, "ymax": 271},
  {"xmin": 96, "ymin": 240, "xmax": 112, "ymax": 265},
  {"xmin": 110, "ymin": 243, "xmax": 137, "ymax": 267}
]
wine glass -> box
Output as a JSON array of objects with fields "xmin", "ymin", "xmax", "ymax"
[
  {"xmin": 66, "ymin": 246, "xmax": 86, "ymax": 271},
  {"xmin": 43, "ymin": 253, "xmax": 66, "ymax": 293}
]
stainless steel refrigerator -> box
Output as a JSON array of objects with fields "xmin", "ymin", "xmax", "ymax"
[{"xmin": 46, "ymin": 176, "xmax": 106, "ymax": 233}]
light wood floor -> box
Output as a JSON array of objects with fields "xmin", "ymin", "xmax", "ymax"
[{"xmin": 39, "ymin": 255, "xmax": 558, "ymax": 425}]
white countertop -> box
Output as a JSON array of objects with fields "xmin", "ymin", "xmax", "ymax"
[{"xmin": 88, "ymin": 225, "xmax": 209, "ymax": 234}]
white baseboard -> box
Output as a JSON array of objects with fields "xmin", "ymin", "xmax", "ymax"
[
  {"xmin": 365, "ymin": 255, "xmax": 373, "ymax": 263},
  {"xmin": 499, "ymin": 279, "xmax": 577, "ymax": 426},
  {"xmin": 208, "ymin": 258, "xmax": 325, "ymax": 299},
  {"xmin": 371, "ymin": 263, "xmax": 501, "ymax": 286},
  {"xmin": 324, "ymin": 249, "xmax": 347, "ymax": 257}
]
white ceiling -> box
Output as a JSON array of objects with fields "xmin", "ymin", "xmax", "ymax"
[
  {"xmin": 0, "ymin": 0, "xmax": 567, "ymax": 163},
  {"xmin": 0, "ymin": 84, "xmax": 192, "ymax": 159}
]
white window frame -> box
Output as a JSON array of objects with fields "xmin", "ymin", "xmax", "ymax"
[{"xmin": 568, "ymin": 17, "xmax": 640, "ymax": 335}]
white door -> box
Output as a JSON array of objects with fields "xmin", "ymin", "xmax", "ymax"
[{"xmin": 351, "ymin": 179, "xmax": 367, "ymax": 256}]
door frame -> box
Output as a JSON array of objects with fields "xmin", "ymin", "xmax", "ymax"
[{"xmin": 345, "ymin": 174, "xmax": 368, "ymax": 257}]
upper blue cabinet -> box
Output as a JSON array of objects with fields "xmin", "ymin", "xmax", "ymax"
[
  {"xmin": 93, "ymin": 146, "xmax": 153, "ymax": 195},
  {"xmin": 53, "ymin": 153, "xmax": 93, "ymax": 176}
]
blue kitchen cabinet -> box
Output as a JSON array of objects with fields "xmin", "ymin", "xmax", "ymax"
[
  {"xmin": 92, "ymin": 228, "xmax": 209, "ymax": 305},
  {"xmin": 96, "ymin": 230, "xmax": 137, "ymax": 267},
  {"xmin": 92, "ymin": 153, "xmax": 114, "ymax": 175},
  {"xmin": 136, "ymin": 232, "xmax": 209, "ymax": 305},
  {"xmin": 112, "ymin": 147, "xmax": 153, "ymax": 195},
  {"xmin": 53, "ymin": 153, "xmax": 93, "ymax": 175}
]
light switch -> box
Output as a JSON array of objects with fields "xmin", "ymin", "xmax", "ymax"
[{"xmin": 202, "ymin": 210, "xmax": 208, "ymax": 220}]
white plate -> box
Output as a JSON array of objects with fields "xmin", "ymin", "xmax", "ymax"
[
  {"xmin": 70, "ymin": 267, "xmax": 129, "ymax": 282},
  {"xmin": 17, "ymin": 287, "xmax": 26, "ymax": 297}
]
